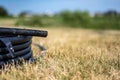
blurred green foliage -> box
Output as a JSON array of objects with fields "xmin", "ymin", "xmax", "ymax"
[
  {"xmin": 60, "ymin": 10, "xmax": 91, "ymax": 27},
  {"xmin": 0, "ymin": 6, "xmax": 9, "ymax": 17},
  {"xmin": 16, "ymin": 10, "xmax": 120, "ymax": 30},
  {"xmin": 91, "ymin": 16, "xmax": 120, "ymax": 29},
  {"xmin": 16, "ymin": 16, "xmax": 43, "ymax": 26}
]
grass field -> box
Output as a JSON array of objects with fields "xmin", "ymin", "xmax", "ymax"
[
  {"xmin": 0, "ymin": 27, "xmax": 120, "ymax": 80},
  {"xmin": 0, "ymin": 18, "xmax": 16, "ymax": 26}
]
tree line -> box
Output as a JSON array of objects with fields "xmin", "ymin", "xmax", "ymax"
[
  {"xmin": 0, "ymin": 6, "xmax": 120, "ymax": 30},
  {"xmin": 16, "ymin": 10, "xmax": 120, "ymax": 29}
]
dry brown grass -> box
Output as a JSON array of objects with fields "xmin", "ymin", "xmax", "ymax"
[{"xmin": 0, "ymin": 27, "xmax": 120, "ymax": 80}]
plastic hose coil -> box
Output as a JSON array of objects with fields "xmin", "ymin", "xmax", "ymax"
[
  {"xmin": 0, "ymin": 36, "xmax": 33, "ymax": 68},
  {"xmin": 0, "ymin": 28, "xmax": 48, "ymax": 68}
]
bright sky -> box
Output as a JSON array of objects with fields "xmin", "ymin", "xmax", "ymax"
[{"xmin": 0, "ymin": 0, "xmax": 120, "ymax": 15}]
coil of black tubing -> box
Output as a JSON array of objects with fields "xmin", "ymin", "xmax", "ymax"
[{"xmin": 0, "ymin": 35, "xmax": 47, "ymax": 68}]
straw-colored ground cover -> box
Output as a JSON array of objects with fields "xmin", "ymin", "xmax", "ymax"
[{"xmin": 0, "ymin": 27, "xmax": 120, "ymax": 80}]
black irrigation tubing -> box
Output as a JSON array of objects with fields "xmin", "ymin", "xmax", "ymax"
[{"xmin": 0, "ymin": 27, "xmax": 48, "ymax": 68}]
